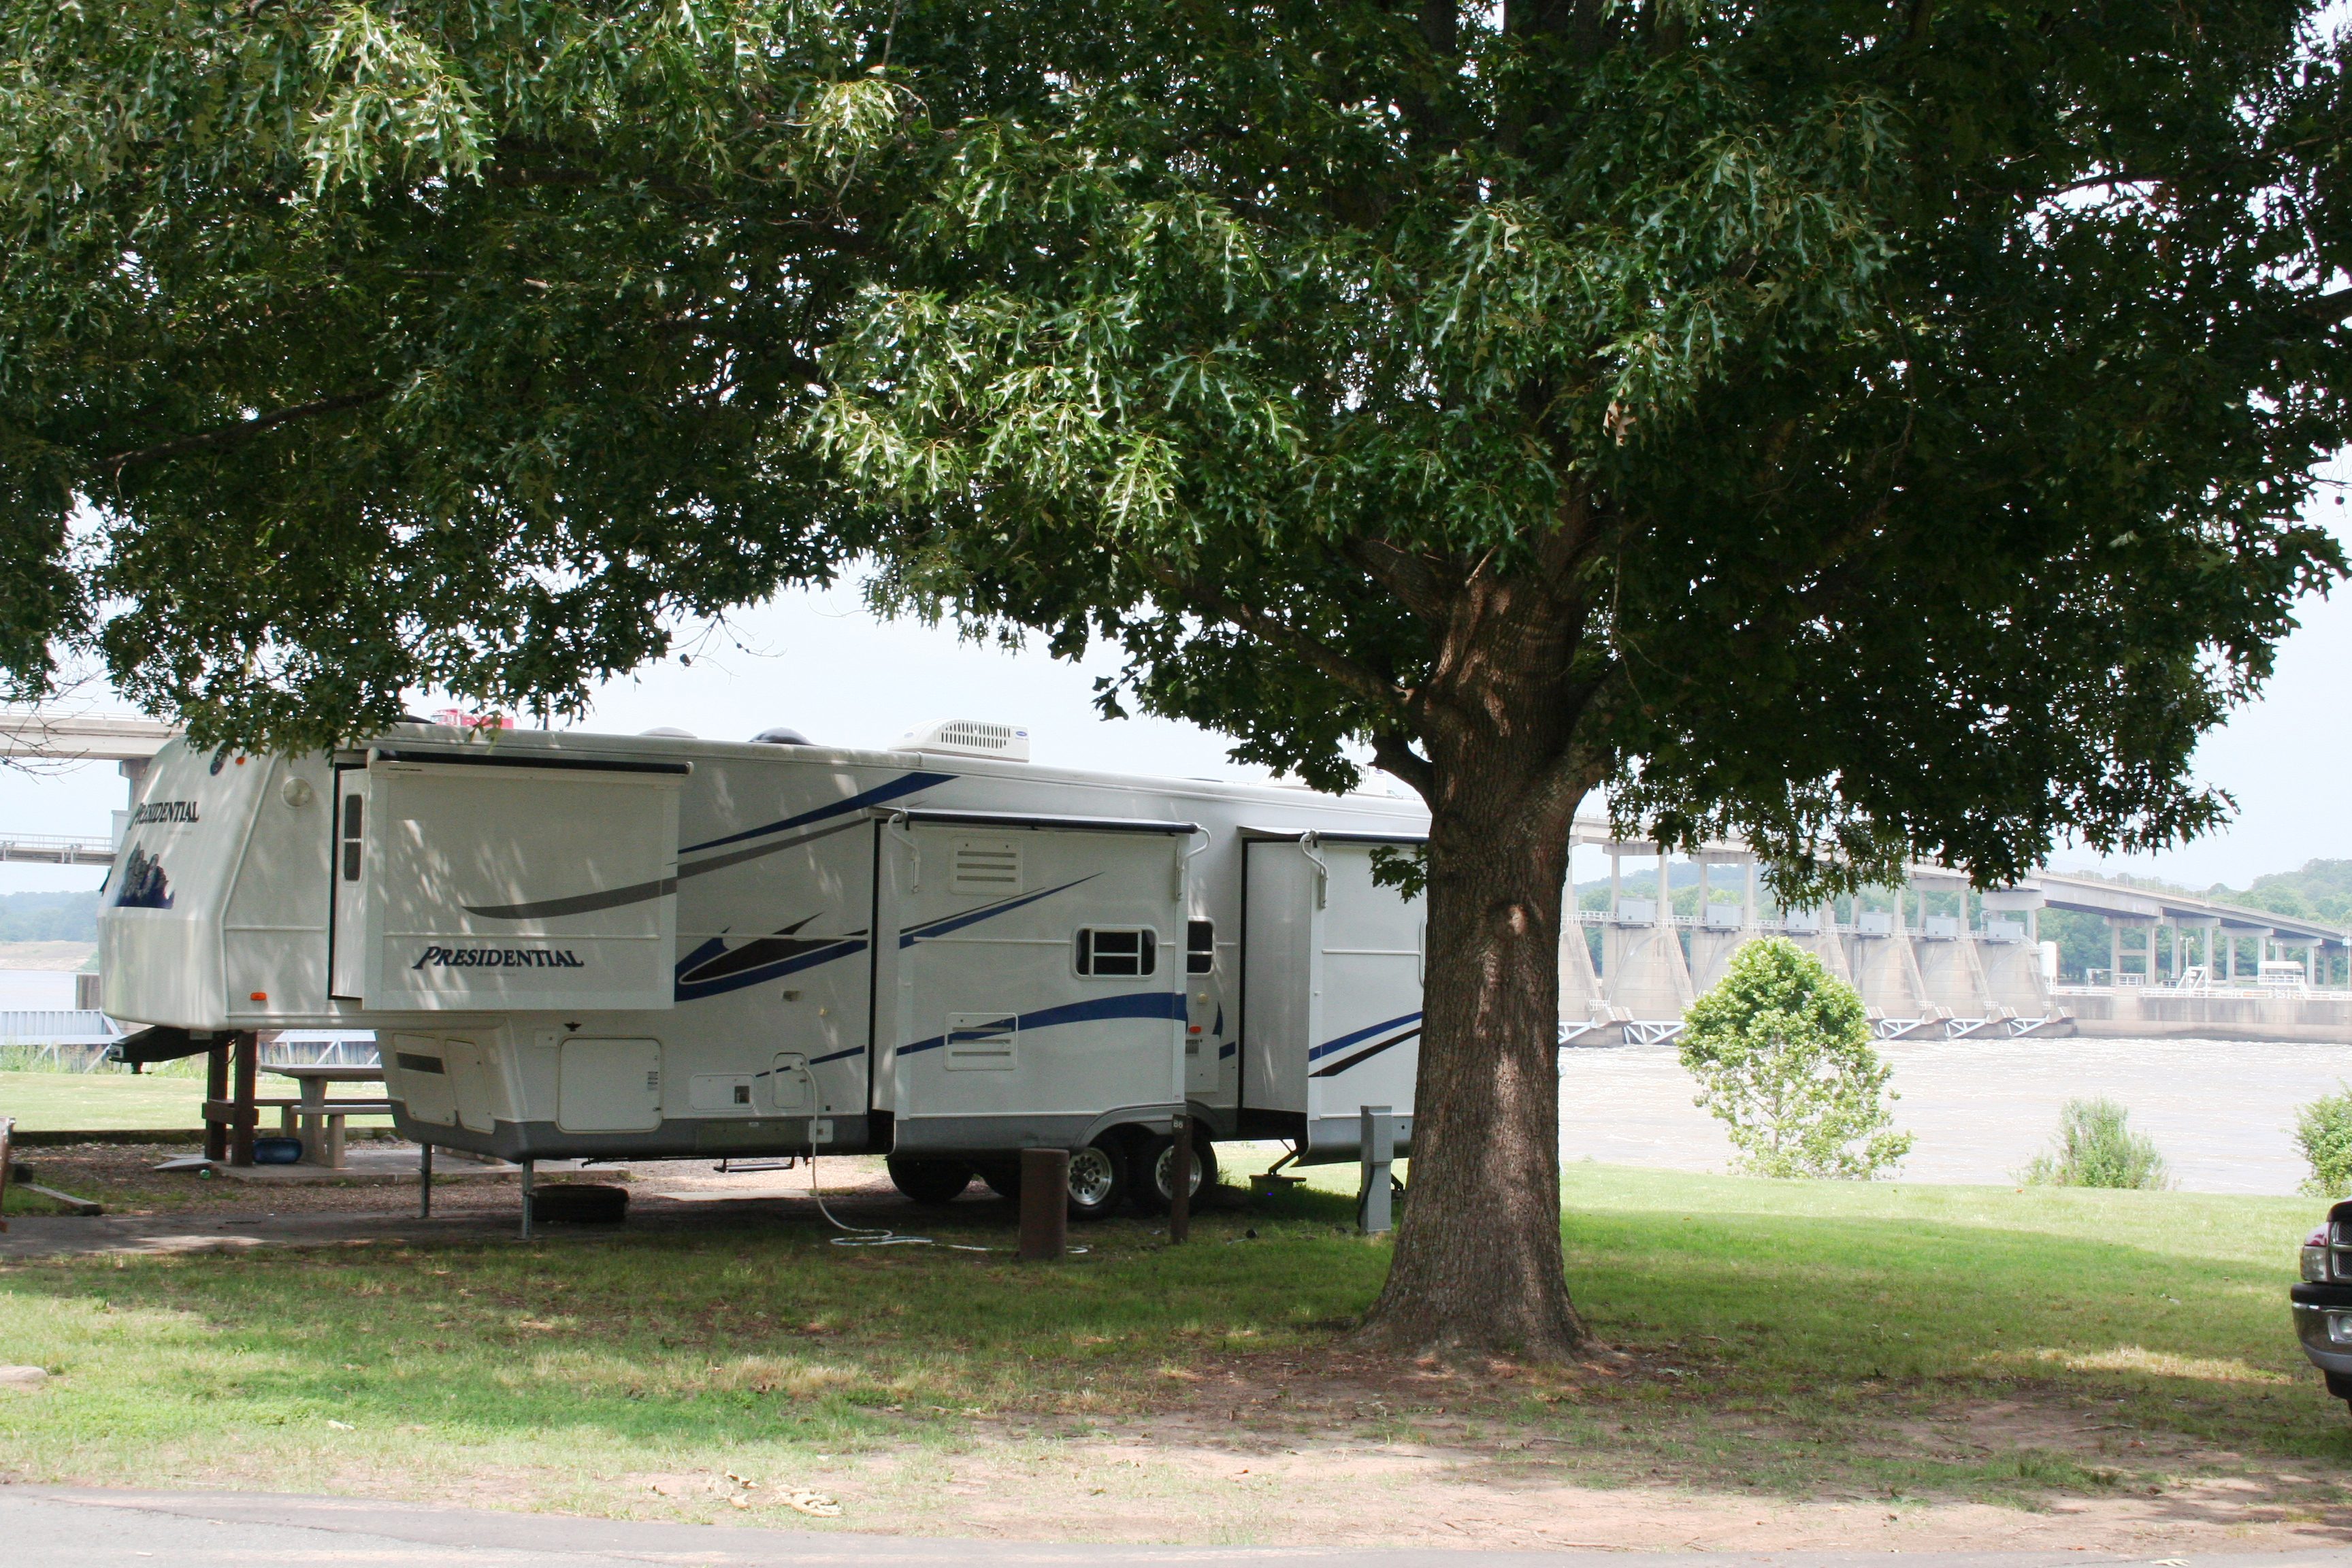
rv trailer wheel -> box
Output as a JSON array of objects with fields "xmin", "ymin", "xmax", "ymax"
[
  {"xmin": 1065, "ymin": 1139, "xmax": 1130, "ymax": 1221},
  {"xmin": 1139, "ymin": 1130, "xmax": 1220, "ymax": 1212},
  {"xmin": 886, "ymin": 1156, "xmax": 975, "ymax": 1205},
  {"xmin": 977, "ymin": 1160, "xmax": 1022, "ymax": 1199}
]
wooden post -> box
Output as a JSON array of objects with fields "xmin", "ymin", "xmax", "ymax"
[
  {"xmin": 1017, "ymin": 1147, "xmax": 1068, "ymax": 1262},
  {"xmin": 1169, "ymin": 1109, "xmax": 1192, "ymax": 1244},
  {"xmin": 229, "ymin": 1031, "xmax": 258, "ymax": 1167},
  {"xmin": 419, "ymin": 1143, "xmax": 434, "ymax": 1220},
  {"xmin": 1, "ymin": 1114, "xmax": 14, "ymax": 1232},
  {"xmin": 203, "ymin": 1040, "xmax": 229, "ymax": 1162},
  {"xmin": 519, "ymin": 1158, "xmax": 535, "ymax": 1240}
]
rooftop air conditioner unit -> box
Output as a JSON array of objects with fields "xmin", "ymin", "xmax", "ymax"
[{"xmin": 900, "ymin": 719, "xmax": 1031, "ymax": 762}]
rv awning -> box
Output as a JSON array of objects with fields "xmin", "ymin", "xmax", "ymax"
[
  {"xmin": 1240, "ymin": 826, "xmax": 1429, "ymax": 845},
  {"xmin": 369, "ymin": 747, "xmax": 691, "ymax": 777},
  {"xmin": 883, "ymin": 808, "xmax": 1202, "ymax": 836},
  {"xmin": 108, "ymin": 1025, "xmax": 218, "ymax": 1066}
]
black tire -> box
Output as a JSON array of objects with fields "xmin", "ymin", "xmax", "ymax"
[
  {"xmin": 886, "ymin": 1156, "xmax": 974, "ymax": 1205},
  {"xmin": 1065, "ymin": 1137, "xmax": 1133, "ymax": 1222},
  {"xmin": 1137, "ymin": 1128, "xmax": 1220, "ymax": 1212},
  {"xmin": 528, "ymin": 1183, "xmax": 629, "ymax": 1225},
  {"xmin": 2328, "ymin": 1369, "xmax": 2352, "ymax": 1403},
  {"xmin": 977, "ymin": 1160, "xmax": 1022, "ymax": 1199}
]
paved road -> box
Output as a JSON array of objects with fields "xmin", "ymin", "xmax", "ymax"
[{"xmin": 5, "ymin": 1488, "xmax": 2350, "ymax": 1568}]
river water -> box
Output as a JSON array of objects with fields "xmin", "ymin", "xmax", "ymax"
[{"xmin": 1557, "ymin": 1036, "xmax": 2352, "ymax": 1195}]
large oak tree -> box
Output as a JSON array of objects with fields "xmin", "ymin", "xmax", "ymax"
[{"xmin": 5, "ymin": 1, "xmax": 2350, "ymax": 1357}]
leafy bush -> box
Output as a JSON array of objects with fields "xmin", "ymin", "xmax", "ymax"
[
  {"xmin": 2018, "ymin": 1097, "xmax": 2170, "ymax": 1190},
  {"xmin": 1679, "ymin": 938, "xmax": 1912, "ymax": 1179},
  {"xmin": 2296, "ymin": 1082, "xmax": 2352, "ymax": 1199}
]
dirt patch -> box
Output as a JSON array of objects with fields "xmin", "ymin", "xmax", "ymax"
[{"xmin": 2, "ymin": 1142, "xmax": 899, "ymax": 1220}]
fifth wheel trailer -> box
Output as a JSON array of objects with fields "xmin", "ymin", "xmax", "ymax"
[{"xmin": 99, "ymin": 720, "xmax": 1430, "ymax": 1215}]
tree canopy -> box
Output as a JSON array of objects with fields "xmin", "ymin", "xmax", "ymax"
[{"xmin": 6, "ymin": 0, "xmax": 2351, "ymax": 1356}]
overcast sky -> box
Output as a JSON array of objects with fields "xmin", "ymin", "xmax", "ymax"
[{"xmin": 2, "ymin": 512, "xmax": 2345, "ymax": 899}]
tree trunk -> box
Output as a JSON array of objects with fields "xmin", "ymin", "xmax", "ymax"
[{"xmin": 1352, "ymin": 568, "xmax": 1593, "ymax": 1362}]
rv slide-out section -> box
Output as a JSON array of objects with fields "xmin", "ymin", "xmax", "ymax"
[
  {"xmin": 1242, "ymin": 832, "xmax": 1424, "ymax": 1162},
  {"xmin": 101, "ymin": 727, "xmax": 1431, "ymax": 1173}
]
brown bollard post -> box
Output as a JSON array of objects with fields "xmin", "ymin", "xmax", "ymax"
[
  {"xmin": 229, "ymin": 1030, "xmax": 259, "ymax": 1168},
  {"xmin": 1017, "ymin": 1147, "xmax": 1068, "ymax": 1262},
  {"xmin": 1168, "ymin": 1109, "xmax": 1192, "ymax": 1244},
  {"xmin": 203, "ymin": 1039, "xmax": 229, "ymax": 1162}
]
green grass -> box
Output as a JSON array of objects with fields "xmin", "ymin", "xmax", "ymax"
[
  {"xmin": 0, "ymin": 1162, "xmax": 2343, "ymax": 1532},
  {"xmin": 1548, "ymin": 1162, "xmax": 2333, "ymax": 1490},
  {"xmin": 0, "ymin": 1068, "xmax": 207, "ymax": 1131},
  {"xmin": 0, "ymin": 1066, "xmax": 393, "ymax": 1132}
]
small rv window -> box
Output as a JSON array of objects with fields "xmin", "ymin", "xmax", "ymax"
[
  {"xmin": 340, "ymin": 794, "xmax": 363, "ymax": 882},
  {"xmin": 1075, "ymin": 928, "xmax": 1156, "ymax": 977},
  {"xmin": 1186, "ymin": 919, "xmax": 1215, "ymax": 975}
]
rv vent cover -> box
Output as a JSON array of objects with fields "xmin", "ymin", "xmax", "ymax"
[
  {"xmin": 900, "ymin": 718, "xmax": 1030, "ymax": 762},
  {"xmin": 949, "ymin": 838, "xmax": 1022, "ymax": 896}
]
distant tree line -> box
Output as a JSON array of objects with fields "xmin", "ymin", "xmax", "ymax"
[{"xmin": 0, "ymin": 890, "xmax": 98, "ymax": 944}]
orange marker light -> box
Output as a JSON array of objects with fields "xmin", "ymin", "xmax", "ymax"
[{"xmin": 248, "ymin": 992, "xmax": 267, "ymax": 1002}]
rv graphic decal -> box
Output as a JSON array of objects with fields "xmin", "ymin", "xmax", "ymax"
[
  {"xmin": 112, "ymin": 845, "xmax": 173, "ymax": 909},
  {"xmin": 896, "ymin": 875, "xmax": 1098, "ymax": 947},
  {"xmin": 805, "ymin": 989, "xmax": 1188, "ymax": 1066},
  {"xmin": 130, "ymin": 800, "xmax": 199, "ymax": 825},
  {"xmin": 673, "ymin": 875, "xmax": 1102, "ymax": 1004},
  {"xmin": 1305, "ymin": 1010, "xmax": 1424, "ymax": 1078},
  {"xmin": 680, "ymin": 771, "xmax": 953, "ymax": 855},
  {"xmin": 674, "ymin": 915, "xmax": 870, "ymax": 1003},
  {"xmin": 463, "ymin": 771, "xmax": 953, "ymax": 920},
  {"xmin": 412, "ymin": 946, "xmax": 585, "ymax": 969}
]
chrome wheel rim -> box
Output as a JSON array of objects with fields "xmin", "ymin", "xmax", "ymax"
[
  {"xmin": 1067, "ymin": 1147, "xmax": 1118, "ymax": 1207},
  {"xmin": 1154, "ymin": 1145, "xmax": 1205, "ymax": 1198}
]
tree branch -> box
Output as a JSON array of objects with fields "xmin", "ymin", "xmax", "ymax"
[
  {"xmin": 100, "ymin": 389, "xmax": 391, "ymax": 474},
  {"xmin": 1137, "ymin": 560, "xmax": 1408, "ymax": 713},
  {"xmin": 1369, "ymin": 728, "xmax": 1437, "ymax": 800},
  {"xmin": 1341, "ymin": 536, "xmax": 1454, "ymax": 622}
]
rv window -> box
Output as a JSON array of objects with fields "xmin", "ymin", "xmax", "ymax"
[
  {"xmin": 1186, "ymin": 919, "xmax": 1215, "ymax": 975},
  {"xmin": 340, "ymin": 794, "xmax": 363, "ymax": 882},
  {"xmin": 1075, "ymin": 928, "xmax": 1156, "ymax": 977}
]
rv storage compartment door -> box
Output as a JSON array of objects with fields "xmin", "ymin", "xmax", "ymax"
[
  {"xmin": 1243, "ymin": 834, "xmax": 1424, "ymax": 1160},
  {"xmin": 360, "ymin": 751, "xmax": 688, "ymax": 1011},
  {"xmin": 885, "ymin": 814, "xmax": 1192, "ymax": 1154}
]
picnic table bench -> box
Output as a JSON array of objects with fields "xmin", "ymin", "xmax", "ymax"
[{"xmin": 262, "ymin": 1063, "xmax": 391, "ymax": 1169}]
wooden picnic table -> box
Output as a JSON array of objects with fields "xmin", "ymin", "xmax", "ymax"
[{"xmin": 263, "ymin": 1063, "xmax": 390, "ymax": 1169}]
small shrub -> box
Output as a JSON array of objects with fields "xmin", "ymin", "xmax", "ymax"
[
  {"xmin": 2296, "ymin": 1081, "xmax": 2352, "ymax": 1199},
  {"xmin": 1680, "ymin": 937, "xmax": 1912, "ymax": 1179},
  {"xmin": 2018, "ymin": 1097, "xmax": 2169, "ymax": 1190}
]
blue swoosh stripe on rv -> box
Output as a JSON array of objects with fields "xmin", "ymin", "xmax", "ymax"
[
  {"xmin": 679, "ymin": 771, "xmax": 953, "ymax": 855},
  {"xmin": 1306, "ymin": 1009, "xmax": 1424, "ymax": 1062},
  {"xmin": 897, "ymin": 991, "xmax": 1188, "ymax": 1056},
  {"xmin": 674, "ymin": 935, "xmax": 870, "ymax": 1002},
  {"xmin": 898, "ymin": 876, "xmax": 1096, "ymax": 947},
  {"xmin": 673, "ymin": 871, "xmax": 1095, "ymax": 1003}
]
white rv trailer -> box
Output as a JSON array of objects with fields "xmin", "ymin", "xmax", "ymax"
[{"xmin": 99, "ymin": 721, "xmax": 1429, "ymax": 1214}]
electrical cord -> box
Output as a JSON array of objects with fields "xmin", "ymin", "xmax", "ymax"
[{"xmin": 804, "ymin": 1136, "xmax": 993, "ymax": 1250}]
